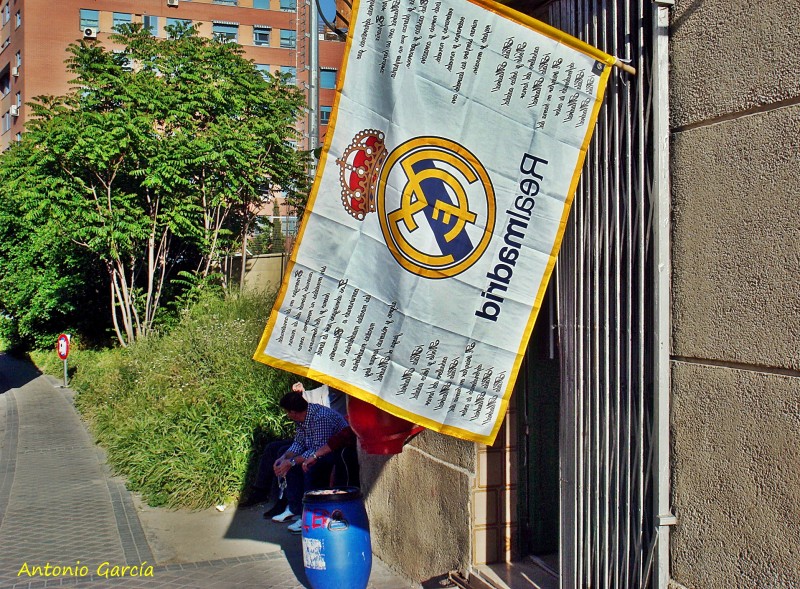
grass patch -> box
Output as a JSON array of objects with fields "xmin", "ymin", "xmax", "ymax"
[{"xmin": 33, "ymin": 289, "xmax": 297, "ymax": 509}]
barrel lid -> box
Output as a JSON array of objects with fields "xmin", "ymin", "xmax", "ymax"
[{"xmin": 302, "ymin": 486, "xmax": 362, "ymax": 504}]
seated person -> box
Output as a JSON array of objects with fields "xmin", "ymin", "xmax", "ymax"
[
  {"xmin": 282, "ymin": 424, "xmax": 361, "ymax": 534},
  {"xmin": 269, "ymin": 389, "xmax": 349, "ymax": 526},
  {"xmin": 241, "ymin": 381, "xmax": 345, "ymax": 515}
]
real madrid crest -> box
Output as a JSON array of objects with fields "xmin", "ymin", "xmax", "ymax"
[{"xmin": 337, "ymin": 131, "xmax": 495, "ymax": 279}]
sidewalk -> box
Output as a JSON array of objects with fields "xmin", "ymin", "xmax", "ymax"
[{"xmin": 0, "ymin": 354, "xmax": 414, "ymax": 589}]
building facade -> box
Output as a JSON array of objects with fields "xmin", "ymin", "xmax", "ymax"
[{"xmin": 0, "ymin": 0, "xmax": 345, "ymax": 152}]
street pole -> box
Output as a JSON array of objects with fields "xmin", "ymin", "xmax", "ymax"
[
  {"xmin": 57, "ymin": 333, "xmax": 70, "ymax": 387},
  {"xmin": 309, "ymin": 0, "xmax": 319, "ymax": 152}
]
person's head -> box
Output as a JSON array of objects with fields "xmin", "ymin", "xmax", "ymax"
[{"xmin": 279, "ymin": 391, "xmax": 308, "ymax": 422}]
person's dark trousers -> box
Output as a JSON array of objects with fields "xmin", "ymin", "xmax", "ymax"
[
  {"xmin": 253, "ymin": 439, "xmax": 291, "ymax": 497},
  {"xmin": 285, "ymin": 453, "xmax": 337, "ymax": 514}
]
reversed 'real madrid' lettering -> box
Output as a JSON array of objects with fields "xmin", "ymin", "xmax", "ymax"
[{"xmin": 475, "ymin": 153, "xmax": 548, "ymax": 322}]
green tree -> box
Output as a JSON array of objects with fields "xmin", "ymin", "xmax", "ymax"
[
  {"xmin": 0, "ymin": 197, "xmax": 108, "ymax": 349},
  {"xmin": 0, "ymin": 23, "xmax": 309, "ymax": 347}
]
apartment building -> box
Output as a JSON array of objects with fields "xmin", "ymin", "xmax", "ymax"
[{"xmin": 0, "ymin": 0, "xmax": 345, "ymax": 152}]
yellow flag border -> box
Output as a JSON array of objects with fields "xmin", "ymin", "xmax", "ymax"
[{"xmin": 254, "ymin": 0, "xmax": 615, "ymax": 446}]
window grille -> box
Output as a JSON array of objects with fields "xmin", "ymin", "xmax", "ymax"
[{"xmin": 537, "ymin": 0, "xmax": 664, "ymax": 587}]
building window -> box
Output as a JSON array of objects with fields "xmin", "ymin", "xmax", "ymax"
[
  {"xmin": 79, "ymin": 9, "xmax": 99, "ymax": 29},
  {"xmin": 212, "ymin": 23, "xmax": 239, "ymax": 43},
  {"xmin": 253, "ymin": 26, "xmax": 271, "ymax": 46},
  {"xmin": 280, "ymin": 0, "xmax": 297, "ymax": 11},
  {"xmin": 280, "ymin": 65, "xmax": 296, "ymax": 84},
  {"xmin": 280, "ymin": 30, "xmax": 296, "ymax": 49},
  {"xmin": 166, "ymin": 18, "xmax": 192, "ymax": 37},
  {"xmin": 269, "ymin": 215, "xmax": 299, "ymax": 235},
  {"xmin": 2, "ymin": 4, "xmax": 9, "ymax": 25},
  {"xmin": 253, "ymin": 0, "xmax": 270, "ymax": 8},
  {"xmin": 320, "ymin": 69, "xmax": 337, "ymax": 89},
  {"xmin": 255, "ymin": 64, "xmax": 271, "ymax": 79},
  {"xmin": 213, "ymin": 0, "xmax": 238, "ymax": 4},
  {"xmin": 15, "ymin": 132, "xmax": 20, "ymax": 142},
  {"xmin": 113, "ymin": 13, "xmax": 132, "ymax": 30},
  {"xmin": 143, "ymin": 15, "xmax": 159, "ymax": 36},
  {"xmin": 15, "ymin": 51, "xmax": 21, "ymax": 67},
  {"xmin": 2, "ymin": 112, "xmax": 10, "ymax": 134},
  {"xmin": 1, "ymin": 74, "xmax": 9, "ymax": 97},
  {"xmin": 15, "ymin": 92, "xmax": 20, "ymax": 108},
  {"xmin": 15, "ymin": 10, "xmax": 20, "ymax": 28},
  {"xmin": 320, "ymin": 105, "xmax": 332, "ymax": 125},
  {"xmin": 113, "ymin": 50, "xmax": 134, "ymax": 72}
]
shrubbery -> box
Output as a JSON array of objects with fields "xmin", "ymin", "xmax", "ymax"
[{"xmin": 33, "ymin": 289, "xmax": 297, "ymax": 509}]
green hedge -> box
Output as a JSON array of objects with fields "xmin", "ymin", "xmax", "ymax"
[{"xmin": 34, "ymin": 290, "xmax": 297, "ymax": 509}]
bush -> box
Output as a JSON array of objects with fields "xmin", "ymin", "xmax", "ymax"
[
  {"xmin": 38, "ymin": 289, "xmax": 298, "ymax": 509},
  {"xmin": 0, "ymin": 314, "xmax": 14, "ymax": 354}
]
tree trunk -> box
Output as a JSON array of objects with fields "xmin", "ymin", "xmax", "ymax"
[
  {"xmin": 109, "ymin": 279, "xmax": 128, "ymax": 348},
  {"xmin": 108, "ymin": 263, "xmax": 133, "ymax": 347},
  {"xmin": 239, "ymin": 229, "xmax": 248, "ymax": 291}
]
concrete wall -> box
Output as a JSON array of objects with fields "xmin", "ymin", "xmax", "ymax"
[
  {"xmin": 359, "ymin": 431, "xmax": 476, "ymax": 582},
  {"xmin": 669, "ymin": 0, "xmax": 800, "ymax": 587},
  {"xmin": 227, "ymin": 254, "xmax": 286, "ymax": 293}
]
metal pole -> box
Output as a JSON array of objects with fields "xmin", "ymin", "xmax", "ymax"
[
  {"xmin": 652, "ymin": 1, "xmax": 676, "ymax": 587},
  {"xmin": 309, "ymin": 0, "xmax": 319, "ymax": 152},
  {"xmin": 63, "ymin": 359, "xmax": 68, "ymax": 388}
]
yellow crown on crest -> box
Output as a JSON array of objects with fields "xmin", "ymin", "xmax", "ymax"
[{"xmin": 336, "ymin": 129, "xmax": 387, "ymax": 220}]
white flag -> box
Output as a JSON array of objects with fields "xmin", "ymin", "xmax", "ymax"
[{"xmin": 255, "ymin": 0, "xmax": 615, "ymax": 444}]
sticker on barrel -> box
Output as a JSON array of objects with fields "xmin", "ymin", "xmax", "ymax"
[{"xmin": 303, "ymin": 537, "xmax": 327, "ymax": 570}]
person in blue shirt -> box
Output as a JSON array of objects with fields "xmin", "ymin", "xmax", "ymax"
[
  {"xmin": 240, "ymin": 382, "xmax": 346, "ymax": 516},
  {"xmin": 269, "ymin": 389, "xmax": 349, "ymax": 525}
]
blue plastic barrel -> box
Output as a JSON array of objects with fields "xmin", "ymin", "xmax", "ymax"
[{"xmin": 301, "ymin": 487, "xmax": 372, "ymax": 589}]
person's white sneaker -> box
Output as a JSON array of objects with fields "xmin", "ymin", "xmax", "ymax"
[
  {"xmin": 271, "ymin": 507, "xmax": 297, "ymax": 523},
  {"xmin": 287, "ymin": 519, "xmax": 303, "ymax": 534}
]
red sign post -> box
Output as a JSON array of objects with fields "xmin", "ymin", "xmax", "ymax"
[
  {"xmin": 57, "ymin": 334, "xmax": 70, "ymax": 360},
  {"xmin": 57, "ymin": 334, "xmax": 70, "ymax": 386}
]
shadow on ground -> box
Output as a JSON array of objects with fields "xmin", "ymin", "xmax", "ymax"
[
  {"xmin": 0, "ymin": 353, "xmax": 43, "ymax": 394},
  {"xmin": 226, "ymin": 503, "xmax": 308, "ymax": 586},
  {"xmin": 134, "ymin": 494, "xmax": 310, "ymax": 587}
]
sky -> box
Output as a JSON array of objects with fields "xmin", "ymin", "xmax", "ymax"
[{"xmin": 317, "ymin": 0, "xmax": 340, "ymax": 29}]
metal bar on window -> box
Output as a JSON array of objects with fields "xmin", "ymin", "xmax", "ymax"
[{"xmin": 553, "ymin": 0, "xmax": 658, "ymax": 586}]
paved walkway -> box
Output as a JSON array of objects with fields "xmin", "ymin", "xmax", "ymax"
[{"xmin": 0, "ymin": 354, "xmax": 413, "ymax": 589}]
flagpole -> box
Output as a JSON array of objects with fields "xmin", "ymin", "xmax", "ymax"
[{"xmin": 614, "ymin": 59, "xmax": 637, "ymax": 76}]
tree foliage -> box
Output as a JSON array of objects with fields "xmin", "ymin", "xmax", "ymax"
[
  {"xmin": 0, "ymin": 197, "xmax": 107, "ymax": 349},
  {"xmin": 0, "ymin": 23, "xmax": 310, "ymax": 347}
]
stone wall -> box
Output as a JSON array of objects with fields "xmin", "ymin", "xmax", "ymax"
[
  {"xmin": 359, "ymin": 431, "xmax": 476, "ymax": 582},
  {"xmin": 669, "ymin": 0, "xmax": 800, "ymax": 586}
]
